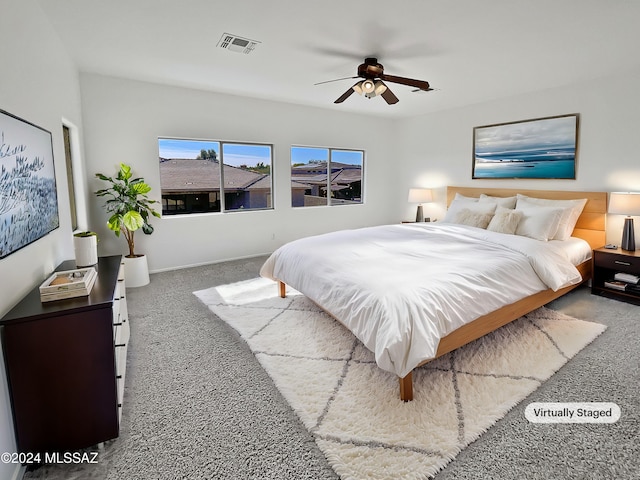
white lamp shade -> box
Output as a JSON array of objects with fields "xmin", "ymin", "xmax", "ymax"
[
  {"xmin": 608, "ymin": 192, "xmax": 640, "ymax": 216},
  {"xmin": 362, "ymin": 79, "xmax": 375, "ymax": 94},
  {"xmin": 373, "ymin": 81, "xmax": 387, "ymax": 96},
  {"xmin": 408, "ymin": 188, "xmax": 433, "ymax": 203}
]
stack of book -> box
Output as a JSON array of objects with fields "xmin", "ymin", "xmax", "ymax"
[
  {"xmin": 39, "ymin": 267, "xmax": 98, "ymax": 302},
  {"xmin": 604, "ymin": 272, "xmax": 640, "ymax": 294}
]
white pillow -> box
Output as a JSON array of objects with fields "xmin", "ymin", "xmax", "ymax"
[
  {"xmin": 452, "ymin": 193, "xmax": 479, "ymax": 203},
  {"xmin": 452, "ymin": 208, "xmax": 494, "ymax": 229},
  {"xmin": 514, "ymin": 204, "xmax": 564, "ymax": 241},
  {"xmin": 487, "ymin": 206, "xmax": 524, "ymax": 234},
  {"xmin": 443, "ymin": 200, "xmax": 495, "ymax": 224},
  {"xmin": 516, "ymin": 195, "xmax": 587, "ymax": 240},
  {"xmin": 479, "ymin": 194, "xmax": 517, "ymax": 209}
]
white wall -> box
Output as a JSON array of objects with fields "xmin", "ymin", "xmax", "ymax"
[
  {"xmin": 396, "ymin": 68, "xmax": 640, "ymax": 243},
  {"xmin": 0, "ymin": 0, "xmax": 83, "ymax": 478},
  {"xmin": 80, "ymin": 74, "xmax": 398, "ymax": 271}
]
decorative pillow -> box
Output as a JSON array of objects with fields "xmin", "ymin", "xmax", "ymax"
[
  {"xmin": 479, "ymin": 194, "xmax": 517, "ymax": 209},
  {"xmin": 442, "ymin": 197, "xmax": 496, "ymax": 223},
  {"xmin": 514, "ymin": 204, "xmax": 564, "ymax": 241},
  {"xmin": 452, "ymin": 208, "xmax": 494, "ymax": 229},
  {"xmin": 487, "ymin": 206, "xmax": 524, "ymax": 234},
  {"xmin": 516, "ymin": 195, "xmax": 587, "ymax": 240}
]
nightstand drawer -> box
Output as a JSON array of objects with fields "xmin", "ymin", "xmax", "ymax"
[{"xmin": 593, "ymin": 251, "xmax": 640, "ymax": 272}]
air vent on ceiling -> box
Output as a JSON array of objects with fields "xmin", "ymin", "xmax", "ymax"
[{"xmin": 217, "ymin": 33, "xmax": 260, "ymax": 54}]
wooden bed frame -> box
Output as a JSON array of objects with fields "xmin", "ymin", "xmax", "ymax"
[{"xmin": 279, "ymin": 186, "xmax": 607, "ymax": 401}]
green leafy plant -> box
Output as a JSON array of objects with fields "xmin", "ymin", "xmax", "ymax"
[{"xmin": 95, "ymin": 163, "xmax": 160, "ymax": 257}]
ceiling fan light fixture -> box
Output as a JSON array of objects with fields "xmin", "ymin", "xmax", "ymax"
[
  {"xmin": 322, "ymin": 57, "xmax": 431, "ymax": 106},
  {"xmin": 362, "ymin": 79, "xmax": 376, "ymax": 94},
  {"xmin": 364, "ymin": 80, "xmax": 386, "ymax": 99},
  {"xmin": 373, "ymin": 80, "xmax": 387, "ymax": 96}
]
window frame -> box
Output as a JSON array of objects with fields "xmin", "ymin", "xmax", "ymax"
[
  {"xmin": 62, "ymin": 119, "xmax": 89, "ymax": 231},
  {"xmin": 158, "ymin": 137, "xmax": 274, "ymax": 216},
  {"xmin": 290, "ymin": 145, "xmax": 365, "ymax": 208}
]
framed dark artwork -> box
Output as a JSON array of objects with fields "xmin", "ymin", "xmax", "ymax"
[
  {"xmin": 472, "ymin": 113, "xmax": 579, "ymax": 179},
  {"xmin": 0, "ymin": 109, "xmax": 59, "ymax": 259}
]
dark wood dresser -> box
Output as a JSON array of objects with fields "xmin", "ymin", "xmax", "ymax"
[{"xmin": 0, "ymin": 255, "xmax": 129, "ymax": 454}]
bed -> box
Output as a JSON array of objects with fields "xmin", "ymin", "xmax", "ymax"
[{"xmin": 260, "ymin": 187, "xmax": 607, "ymax": 401}]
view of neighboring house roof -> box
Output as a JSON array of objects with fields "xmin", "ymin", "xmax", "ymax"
[
  {"xmin": 160, "ymin": 158, "xmax": 360, "ymax": 194},
  {"xmin": 245, "ymin": 175, "xmax": 273, "ymax": 190},
  {"xmin": 291, "ymin": 162, "xmax": 362, "ymax": 190},
  {"xmin": 290, "ymin": 173, "xmax": 328, "ymax": 185},
  {"xmin": 159, "ymin": 158, "xmax": 266, "ymax": 193},
  {"xmin": 323, "ymin": 169, "xmax": 361, "ymax": 192},
  {"xmin": 291, "ymin": 166, "xmax": 362, "ymax": 189},
  {"xmin": 291, "ymin": 161, "xmax": 359, "ymax": 173},
  {"xmin": 331, "ymin": 169, "xmax": 361, "ymax": 184},
  {"xmin": 291, "ymin": 180, "xmax": 310, "ymax": 190}
]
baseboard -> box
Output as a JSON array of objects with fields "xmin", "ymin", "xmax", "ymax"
[{"xmin": 148, "ymin": 252, "xmax": 272, "ymax": 274}]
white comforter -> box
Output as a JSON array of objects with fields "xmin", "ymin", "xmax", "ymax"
[{"xmin": 260, "ymin": 223, "xmax": 583, "ymax": 378}]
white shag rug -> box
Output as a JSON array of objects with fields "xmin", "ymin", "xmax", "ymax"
[{"xmin": 194, "ymin": 278, "xmax": 606, "ymax": 480}]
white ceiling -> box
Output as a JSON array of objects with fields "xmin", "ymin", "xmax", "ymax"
[{"xmin": 36, "ymin": 0, "xmax": 640, "ymax": 118}]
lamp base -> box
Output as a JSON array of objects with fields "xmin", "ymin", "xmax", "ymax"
[
  {"xmin": 621, "ymin": 217, "xmax": 636, "ymax": 251},
  {"xmin": 416, "ymin": 205, "xmax": 424, "ymax": 222}
]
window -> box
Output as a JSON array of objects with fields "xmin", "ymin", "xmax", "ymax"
[
  {"xmin": 63, "ymin": 125, "xmax": 78, "ymax": 229},
  {"xmin": 291, "ymin": 146, "xmax": 364, "ymax": 207},
  {"xmin": 158, "ymin": 138, "xmax": 273, "ymax": 215},
  {"xmin": 62, "ymin": 119, "xmax": 88, "ymax": 231}
]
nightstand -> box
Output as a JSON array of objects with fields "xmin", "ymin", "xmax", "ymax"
[{"xmin": 592, "ymin": 247, "xmax": 640, "ymax": 305}]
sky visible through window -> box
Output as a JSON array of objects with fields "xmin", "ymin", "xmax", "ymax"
[
  {"xmin": 158, "ymin": 138, "xmax": 270, "ymax": 168},
  {"xmin": 291, "ymin": 146, "xmax": 362, "ymax": 165}
]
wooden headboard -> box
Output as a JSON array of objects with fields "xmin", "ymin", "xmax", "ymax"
[{"xmin": 447, "ymin": 186, "xmax": 607, "ymax": 250}]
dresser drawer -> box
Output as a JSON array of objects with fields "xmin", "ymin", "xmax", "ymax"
[{"xmin": 594, "ymin": 251, "xmax": 640, "ymax": 272}]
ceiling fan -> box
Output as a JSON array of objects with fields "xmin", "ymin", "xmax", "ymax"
[{"xmin": 316, "ymin": 57, "xmax": 432, "ymax": 104}]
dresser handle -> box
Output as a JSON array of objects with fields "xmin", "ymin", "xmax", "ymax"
[
  {"xmin": 115, "ymin": 343, "xmax": 126, "ymax": 348},
  {"xmin": 614, "ymin": 260, "xmax": 632, "ymax": 266}
]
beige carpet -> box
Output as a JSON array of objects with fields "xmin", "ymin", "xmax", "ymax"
[{"xmin": 195, "ymin": 278, "xmax": 606, "ymax": 480}]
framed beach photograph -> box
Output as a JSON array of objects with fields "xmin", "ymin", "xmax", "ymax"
[
  {"xmin": 472, "ymin": 113, "xmax": 579, "ymax": 179},
  {"xmin": 0, "ymin": 109, "xmax": 59, "ymax": 259}
]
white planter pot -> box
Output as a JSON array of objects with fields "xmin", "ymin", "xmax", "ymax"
[
  {"xmin": 74, "ymin": 235, "xmax": 98, "ymax": 267},
  {"xmin": 123, "ymin": 255, "xmax": 150, "ymax": 287}
]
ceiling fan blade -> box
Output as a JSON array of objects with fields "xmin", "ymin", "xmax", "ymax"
[
  {"xmin": 314, "ymin": 76, "xmax": 359, "ymax": 86},
  {"xmin": 334, "ymin": 86, "xmax": 357, "ymax": 104},
  {"xmin": 309, "ymin": 47, "xmax": 365, "ymax": 61},
  {"xmin": 381, "ymin": 85, "xmax": 399, "ymax": 105},
  {"xmin": 380, "ymin": 73, "xmax": 431, "ymax": 91}
]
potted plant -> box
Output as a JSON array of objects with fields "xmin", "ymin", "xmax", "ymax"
[
  {"xmin": 95, "ymin": 163, "xmax": 160, "ymax": 287},
  {"xmin": 73, "ymin": 231, "xmax": 99, "ymax": 267}
]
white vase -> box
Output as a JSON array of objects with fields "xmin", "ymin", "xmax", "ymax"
[
  {"xmin": 74, "ymin": 235, "xmax": 98, "ymax": 267},
  {"xmin": 123, "ymin": 255, "xmax": 150, "ymax": 287}
]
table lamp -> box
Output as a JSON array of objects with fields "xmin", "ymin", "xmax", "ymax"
[
  {"xmin": 408, "ymin": 188, "xmax": 433, "ymax": 222},
  {"xmin": 608, "ymin": 192, "xmax": 640, "ymax": 251}
]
